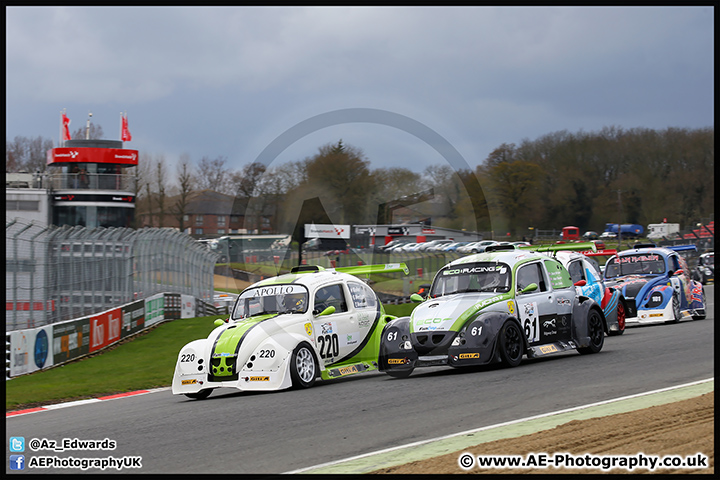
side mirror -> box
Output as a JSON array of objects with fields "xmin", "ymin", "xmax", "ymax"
[
  {"xmin": 214, "ymin": 319, "xmax": 226, "ymax": 327},
  {"xmin": 520, "ymin": 283, "xmax": 538, "ymax": 294},
  {"xmin": 410, "ymin": 293, "xmax": 424, "ymax": 302},
  {"xmin": 315, "ymin": 305, "xmax": 336, "ymax": 317},
  {"xmin": 574, "ymin": 280, "xmax": 587, "ymax": 287}
]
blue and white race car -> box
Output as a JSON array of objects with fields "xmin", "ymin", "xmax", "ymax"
[
  {"xmin": 554, "ymin": 250, "xmax": 626, "ymax": 336},
  {"xmin": 603, "ymin": 244, "xmax": 706, "ymax": 325}
]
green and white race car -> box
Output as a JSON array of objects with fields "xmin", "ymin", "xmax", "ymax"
[
  {"xmin": 379, "ymin": 244, "xmax": 606, "ymax": 378},
  {"xmin": 172, "ymin": 263, "xmax": 408, "ymax": 399}
]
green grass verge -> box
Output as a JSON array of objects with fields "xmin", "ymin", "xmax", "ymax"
[
  {"xmin": 6, "ymin": 304, "xmax": 418, "ymax": 412},
  {"xmin": 5, "ymin": 315, "xmax": 222, "ymax": 411}
]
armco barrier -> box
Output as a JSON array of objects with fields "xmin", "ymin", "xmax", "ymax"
[{"xmin": 5, "ymin": 292, "xmax": 217, "ymax": 380}]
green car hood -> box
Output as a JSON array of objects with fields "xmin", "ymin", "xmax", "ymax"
[
  {"xmin": 410, "ymin": 292, "xmax": 513, "ymax": 333},
  {"xmin": 210, "ymin": 314, "xmax": 276, "ymax": 378}
]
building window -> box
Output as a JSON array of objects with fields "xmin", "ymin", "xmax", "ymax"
[
  {"xmin": 195, "ymin": 228, "xmax": 203, "ymax": 235},
  {"xmin": 183, "ymin": 214, "xmax": 189, "ymax": 222},
  {"xmin": 217, "ymin": 229, "xmax": 225, "ymax": 235},
  {"xmin": 8, "ymin": 200, "xmax": 40, "ymax": 211},
  {"xmin": 195, "ymin": 215, "xmax": 203, "ymax": 225},
  {"xmin": 217, "ymin": 215, "xmax": 226, "ymax": 226}
]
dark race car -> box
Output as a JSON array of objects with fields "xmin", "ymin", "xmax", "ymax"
[
  {"xmin": 379, "ymin": 244, "xmax": 606, "ymax": 378},
  {"xmin": 692, "ymin": 252, "xmax": 714, "ymax": 285}
]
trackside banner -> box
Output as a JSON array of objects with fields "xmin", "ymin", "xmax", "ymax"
[
  {"xmin": 304, "ymin": 224, "xmax": 351, "ymax": 239},
  {"xmin": 6, "ymin": 293, "xmax": 202, "ymax": 379}
]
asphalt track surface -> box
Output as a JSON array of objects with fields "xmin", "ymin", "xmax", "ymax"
[{"xmin": 6, "ymin": 286, "xmax": 714, "ymax": 474}]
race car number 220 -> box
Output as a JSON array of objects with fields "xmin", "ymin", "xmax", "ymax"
[{"xmin": 318, "ymin": 334, "xmax": 339, "ymax": 359}]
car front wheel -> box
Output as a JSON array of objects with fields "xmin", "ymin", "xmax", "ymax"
[
  {"xmin": 386, "ymin": 368, "xmax": 414, "ymax": 379},
  {"xmin": 185, "ymin": 389, "xmax": 212, "ymax": 400},
  {"xmin": 608, "ymin": 299, "xmax": 626, "ymax": 336},
  {"xmin": 666, "ymin": 292, "xmax": 682, "ymax": 324},
  {"xmin": 290, "ymin": 342, "xmax": 317, "ymax": 389},
  {"xmin": 498, "ymin": 321, "xmax": 523, "ymax": 367},
  {"xmin": 693, "ymin": 288, "xmax": 707, "ymax": 320},
  {"xmin": 578, "ymin": 309, "xmax": 604, "ymax": 354}
]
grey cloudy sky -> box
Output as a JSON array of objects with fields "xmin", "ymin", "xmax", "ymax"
[{"xmin": 5, "ymin": 6, "xmax": 714, "ymax": 176}]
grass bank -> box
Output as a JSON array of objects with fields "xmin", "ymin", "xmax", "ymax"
[{"xmin": 6, "ymin": 303, "xmax": 417, "ymax": 411}]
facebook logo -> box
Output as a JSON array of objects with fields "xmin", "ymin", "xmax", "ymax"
[
  {"xmin": 9, "ymin": 455, "xmax": 25, "ymax": 470},
  {"xmin": 10, "ymin": 436, "xmax": 25, "ymax": 452}
]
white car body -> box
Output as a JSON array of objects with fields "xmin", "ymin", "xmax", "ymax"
[{"xmin": 172, "ymin": 263, "xmax": 408, "ymax": 398}]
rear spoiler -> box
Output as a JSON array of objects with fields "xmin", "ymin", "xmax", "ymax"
[
  {"xmin": 664, "ymin": 244, "xmax": 698, "ymax": 252},
  {"xmin": 518, "ymin": 241, "xmax": 598, "ymax": 254},
  {"xmin": 334, "ymin": 263, "xmax": 409, "ymax": 276},
  {"xmin": 581, "ymin": 249, "xmax": 617, "ymax": 256}
]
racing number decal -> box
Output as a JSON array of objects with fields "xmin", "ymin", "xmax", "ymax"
[
  {"xmin": 317, "ymin": 334, "xmax": 340, "ymax": 359},
  {"xmin": 524, "ymin": 318, "xmax": 539, "ymax": 343},
  {"xmin": 258, "ymin": 349, "xmax": 275, "ymax": 358},
  {"xmin": 180, "ymin": 353, "xmax": 195, "ymax": 362},
  {"xmin": 520, "ymin": 301, "xmax": 540, "ymax": 343}
]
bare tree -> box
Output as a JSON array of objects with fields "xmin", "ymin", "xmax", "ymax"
[
  {"xmin": 71, "ymin": 122, "xmax": 104, "ymax": 140},
  {"xmin": 195, "ymin": 155, "xmax": 233, "ymax": 194},
  {"xmin": 231, "ymin": 162, "xmax": 268, "ymax": 233},
  {"xmin": 155, "ymin": 155, "xmax": 168, "ymax": 227},
  {"xmin": 173, "ymin": 154, "xmax": 195, "ymax": 233},
  {"xmin": 5, "ymin": 135, "xmax": 54, "ymax": 173}
]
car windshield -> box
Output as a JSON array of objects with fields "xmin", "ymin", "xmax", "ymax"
[
  {"xmin": 604, "ymin": 253, "xmax": 666, "ymax": 278},
  {"xmin": 232, "ymin": 284, "xmax": 309, "ymax": 319},
  {"xmin": 430, "ymin": 262, "xmax": 511, "ymax": 297}
]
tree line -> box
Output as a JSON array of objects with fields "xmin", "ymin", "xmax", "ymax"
[{"xmin": 6, "ymin": 125, "xmax": 714, "ymax": 236}]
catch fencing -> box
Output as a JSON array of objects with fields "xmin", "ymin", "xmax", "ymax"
[{"xmin": 6, "ymin": 217, "xmax": 217, "ymax": 332}]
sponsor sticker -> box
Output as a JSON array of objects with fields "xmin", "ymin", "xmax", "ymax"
[
  {"xmin": 249, "ymin": 376, "xmax": 270, "ymax": 381},
  {"xmin": 338, "ymin": 365, "xmax": 359, "ymax": 376},
  {"xmin": 459, "ymin": 353, "xmax": 480, "ymax": 359},
  {"xmin": 181, "ymin": 379, "xmax": 197, "ymax": 385},
  {"xmin": 539, "ymin": 344, "xmax": 558, "ymax": 354}
]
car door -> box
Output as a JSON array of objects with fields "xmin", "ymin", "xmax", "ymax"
[
  {"xmin": 345, "ymin": 281, "xmax": 382, "ymax": 361},
  {"xmin": 669, "ymin": 253, "xmax": 693, "ymax": 308},
  {"xmin": 312, "ymin": 283, "xmax": 354, "ymax": 365},
  {"xmin": 567, "ymin": 257, "xmax": 603, "ymax": 304},
  {"xmin": 515, "ymin": 261, "xmax": 559, "ymax": 345}
]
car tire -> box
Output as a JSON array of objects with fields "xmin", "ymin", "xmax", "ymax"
[
  {"xmin": 666, "ymin": 292, "xmax": 682, "ymax": 324},
  {"xmin": 498, "ymin": 321, "xmax": 523, "ymax": 367},
  {"xmin": 290, "ymin": 342, "xmax": 317, "ymax": 389},
  {"xmin": 578, "ymin": 309, "xmax": 604, "ymax": 354},
  {"xmin": 693, "ymin": 287, "xmax": 707, "ymax": 320},
  {"xmin": 386, "ymin": 368, "xmax": 414, "ymax": 379},
  {"xmin": 185, "ymin": 389, "xmax": 212, "ymax": 400},
  {"xmin": 608, "ymin": 299, "xmax": 626, "ymax": 336}
]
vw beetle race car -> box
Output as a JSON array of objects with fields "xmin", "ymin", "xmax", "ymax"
[
  {"xmin": 172, "ymin": 263, "xmax": 408, "ymax": 399},
  {"xmin": 692, "ymin": 251, "xmax": 714, "ymax": 285},
  {"xmin": 602, "ymin": 244, "xmax": 706, "ymax": 325},
  {"xmin": 379, "ymin": 244, "xmax": 607, "ymax": 378},
  {"xmin": 554, "ymin": 250, "xmax": 626, "ymax": 336}
]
